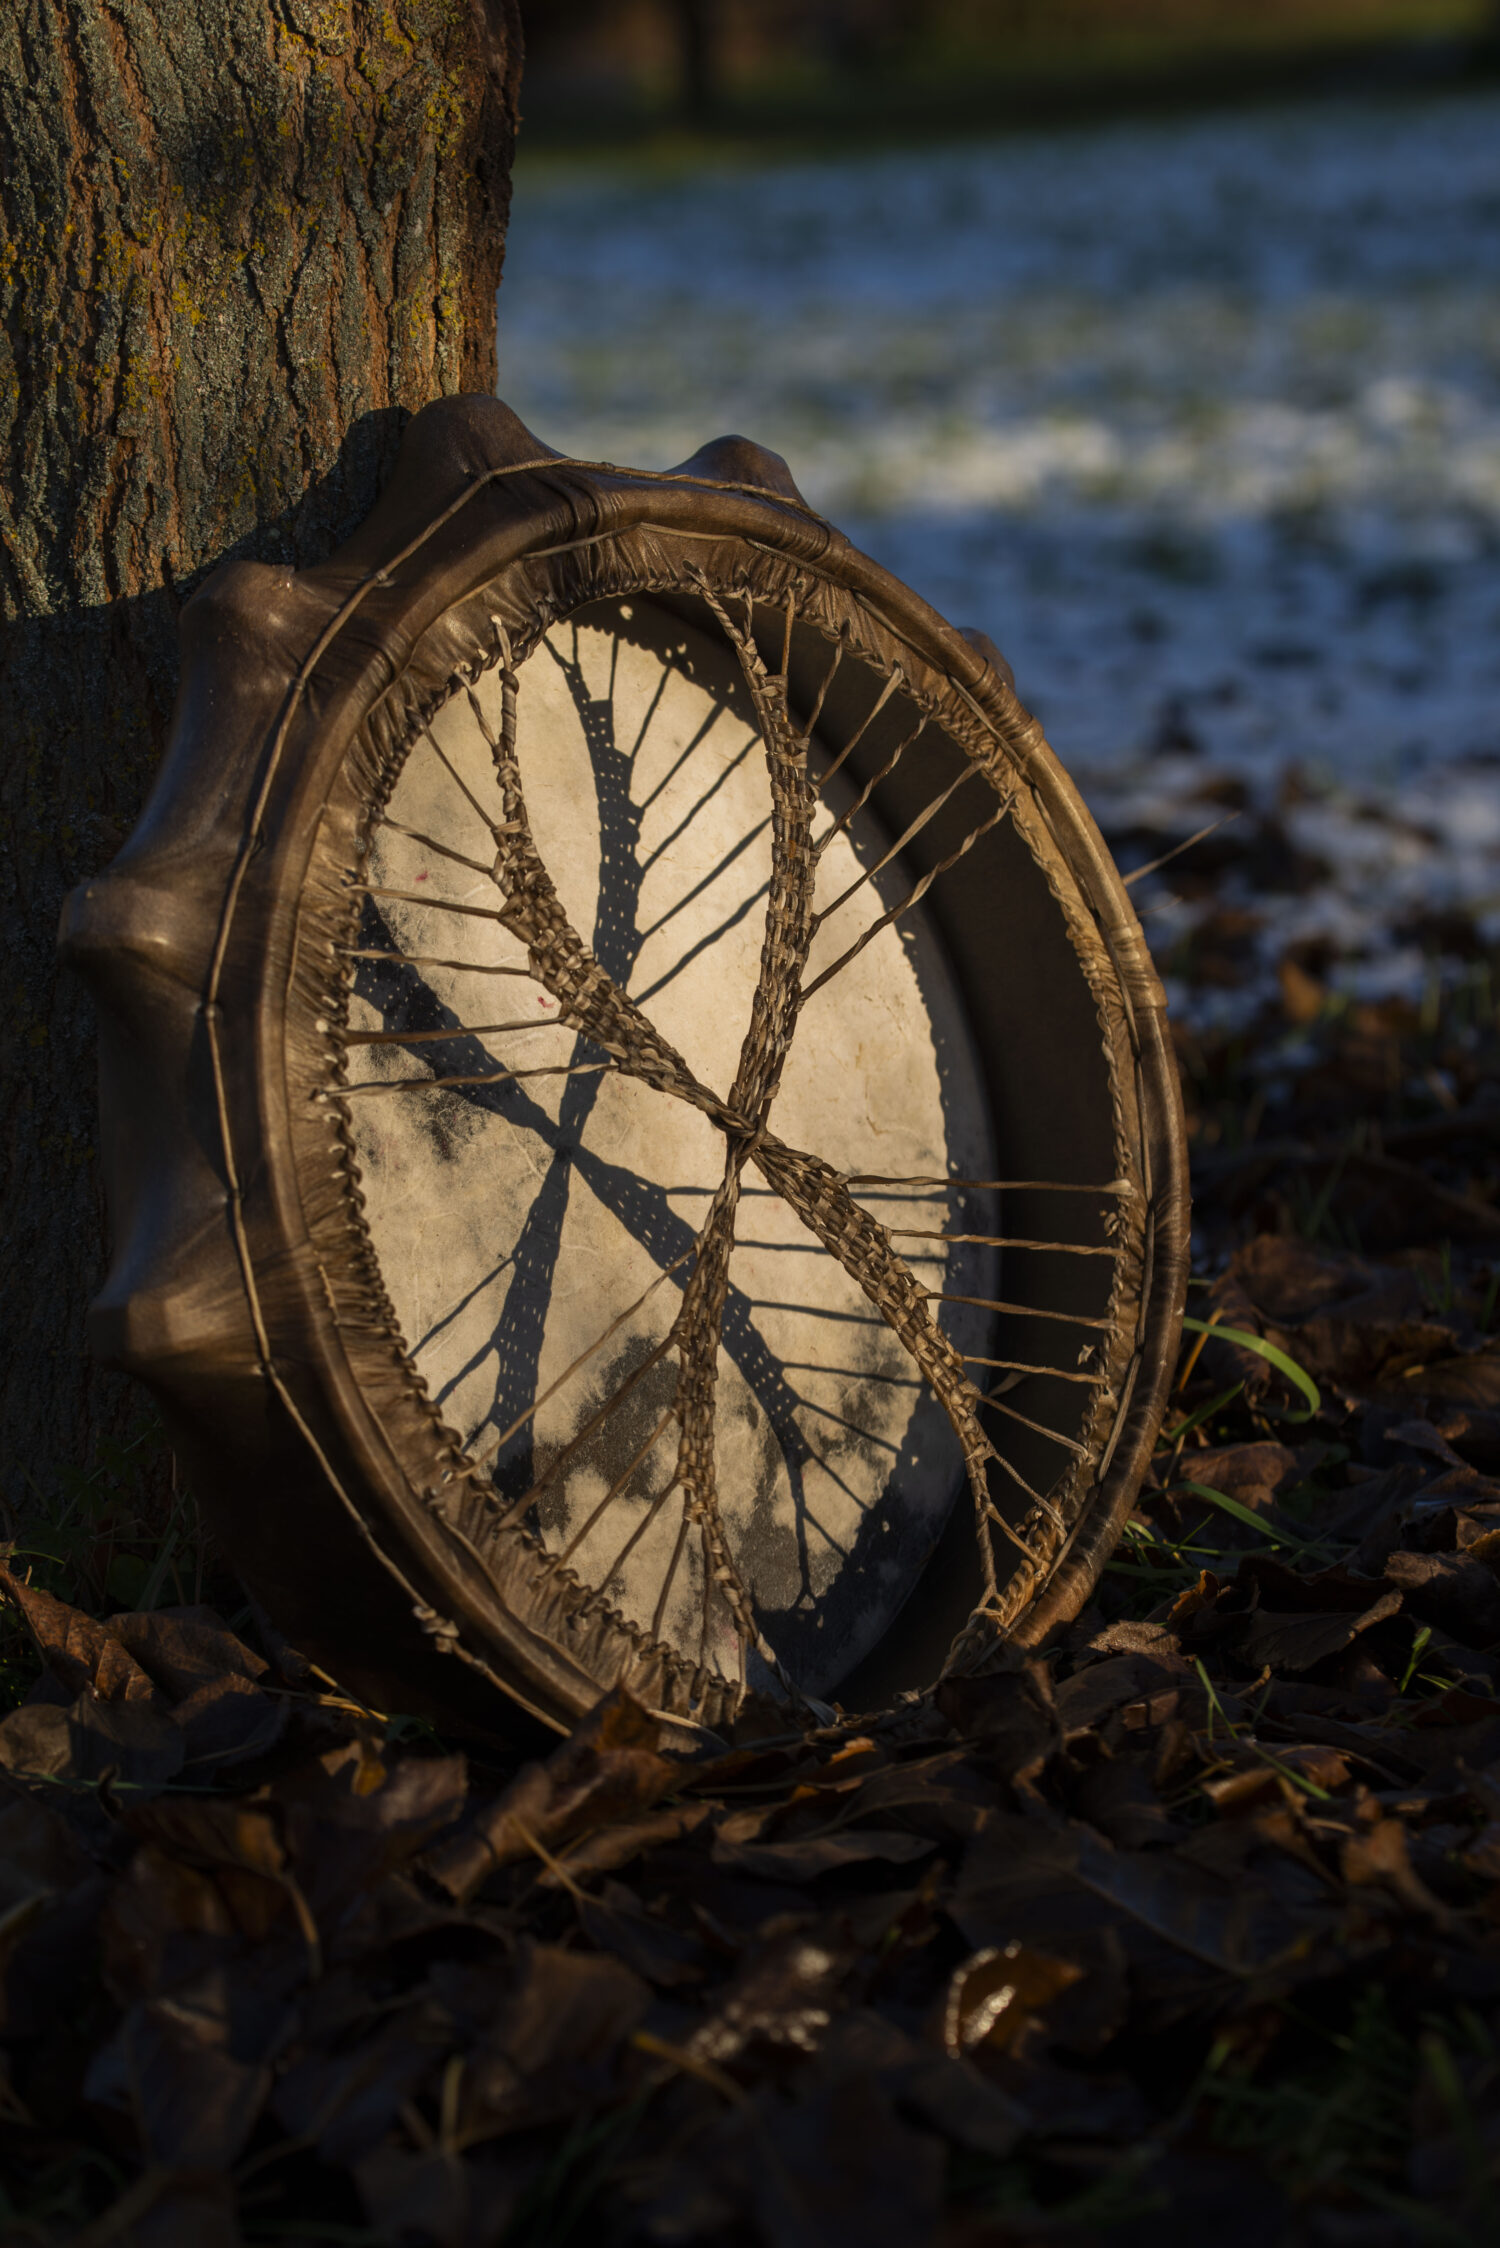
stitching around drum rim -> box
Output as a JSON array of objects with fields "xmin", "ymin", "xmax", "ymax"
[{"xmin": 212, "ymin": 448, "xmax": 1182, "ymax": 1724}]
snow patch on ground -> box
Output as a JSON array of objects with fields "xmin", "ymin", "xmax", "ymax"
[{"xmin": 500, "ymin": 91, "xmax": 1500, "ymax": 1027}]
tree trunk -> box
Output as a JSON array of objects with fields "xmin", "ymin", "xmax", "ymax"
[
  {"xmin": 672, "ymin": 0, "xmax": 716, "ymax": 117},
  {"xmin": 0, "ymin": 0, "xmax": 523, "ymax": 1519}
]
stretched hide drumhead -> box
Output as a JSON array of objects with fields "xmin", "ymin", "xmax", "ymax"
[
  {"xmin": 63, "ymin": 399, "xmax": 1189, "ymax": 1736},
  {"xmin": 346, "ymin": 597, "xmax": 999, "ymax": 1697}
]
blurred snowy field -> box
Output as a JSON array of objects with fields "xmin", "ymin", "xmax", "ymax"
[{"xmin": 499, "ymin": 93, "xmax": 1500, "ymax": 1024}]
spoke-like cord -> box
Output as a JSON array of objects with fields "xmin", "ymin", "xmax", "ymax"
[
  {"xmin": 362, "ymin": 597, "xmax": 1079, "ymax": 1672},
  {"xmin": 195, "ymin": 454, "xmax": 830, "ymax": 1707},
  {"xmin": 890, "ymin": 1228, "xmax": 1118, "ymax": 1256},
  {"xmin": 477, "ymin": 1262, "xmax": 691, "ymax": 1463},
  {"xmin": 799, "ymin": 798, "xmax": 1009, "ymax": 1007},
  {"xmin": 351, "ymin": 886, "xmax": 513, "ymax": 921},
  {"xmin": 660, "ymin": 582, "xmax": 823, "ymax": 1687},
  {"xmin": 337, "ymin": 950, "xmax": 536, "ymax": 975},
  {"xmin": 986, "ymin": 1451, "xmax": 1067, "ymax": 1532},
  {"xmin": 810, "ymin": 667, "xmax": 907, "ymax": 806},
  {"xmin": 476, "ymin": 618, "xmax": 784, "ymax": 1666},
  {"xmin": 849, "ymin": 1173, "xmax": 1136, "ymax": 1194},
  {"xmin": 651, "ymin": 1500, "xmax": 696, "ymax": 1642},
  {"xmin": 560, "ymin": 1409, "xmax": 678, "ymax": 1564},
  {"xmin": 981, "ymin": 1394, "xmax": 1089, "ymax": 1457},
  {"xmin": 813, "ymin": 760, "xmax": 983, "ymax": 928},
  {"xmin": 670, "ymin": 1166, "xmax": 764, "ymax": 1667},
  {"xmin": 375, "ymin": 817, "xmax": 493, "ymax": 878},
  {"xmin": 602, "ymin": 1475, "xmax": 684, "ymax": 1599},
  {"xmin": 814, "ymin": 710, "xmax": 925, "ymax": 856},
  {"xmin": 474, "ymin": 665, "xmax": 728, "ymax": 1119},
  {"xmin": 425, "ymin": 720, "xmax": 512, "ymax": 838},
  {"xmin": 482, "ymin": 597, "xmax": 1044, "ymax": 1646},
  {"xmin": 495, "ymin": 1332, "xmax": 677, "ymax": 1529},
  {"xmin": 749, "ymin": 1132, "xmax": 1022, "ymax": 1588},
  {"xmin": 800, "ymin": 624, "xmax": 847, "ymax": 743},
  {"xmin": 336, "ymin": 1060, "xmax": 612, "ymax": 1098},
  {"xmin": 396, "ymin": 607, "xmax": 1061, "ymax": 1654},
  {"xmin": 341, "ymin": 1017, "xmax": 570, "ymax": 1047},
  {"xmin": 937, "ymin": 1291, "xmax": 1114, "ymax": 1329},
  {"xmin": 964, "ymin": 1355, "xmax": 1109, "ymax": 1387}
]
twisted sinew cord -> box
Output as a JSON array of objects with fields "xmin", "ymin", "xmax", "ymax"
[
  {"xmin": 847, "ymin": 1172, "xmax": 1136, "ymax": 1194},
  {"xmin": 964, "ymin": 1355, "xmax": 1110, "ymax": 1388},
  {"xmin": 497, "ymin": 1337, "xmax": 678, "ymax": 1533},
  {"xmin": 474, "ymin": 1256, "xmax": 693, "ymax": 1471},
  {"xmin": 361, "ymin": 602, "xmax": 1126, "ymax": 1684},
  {"xmin": 472, "ymin": 597, "xmax": 1014, "ymax": 1672},
  {"xmin": 337, "ymin": 950, "xmax": 539, "ymax": 974},
  {"xmin": 467, "ymin": 610, "xmax": 792, "ymax": 1686},
  {"xmin": 889, "ymin": 1228, "xmax": 1118, "ymax": 1255},
  {"xmin": 342, "ymin": 1019, "xmax": 574, "ymax": 1047},
  {"xmin": 336, "ymin": 1061, "xmax": 613, "ymax": 1098}
]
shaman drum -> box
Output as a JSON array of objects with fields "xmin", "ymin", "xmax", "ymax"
[{"xmin": 61, "ymin": 397, "xmax": 1187, "ymax": 1737}]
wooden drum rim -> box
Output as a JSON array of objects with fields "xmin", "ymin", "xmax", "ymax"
[{"xmin": 63, "ymin": 396, "xmax": 1189, "ymax": 1737}]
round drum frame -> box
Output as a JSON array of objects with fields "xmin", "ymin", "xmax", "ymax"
[{"xmin": 61, "ymin": 396, "xmax": 1188, "ymax": 1738}]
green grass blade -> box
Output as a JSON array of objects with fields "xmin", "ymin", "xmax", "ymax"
[
  {"xmin": 1171, "ymin": 1479, "xmax": 1325, "ymax": 1563},
  {"xmin": 1158, "ymin": 1381, "xmax": 1244, "ymax": 1451},
  {"xmin": 1180, "ymin": 1316, "xmax": 1321, "ymax": 1423}
]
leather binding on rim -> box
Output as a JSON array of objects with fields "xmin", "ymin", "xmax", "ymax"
[{"xmin": 61, "ymin": 396, "xmax": 1189, "ymax": 1739}]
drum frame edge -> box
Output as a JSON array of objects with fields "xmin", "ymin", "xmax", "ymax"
[{"xmin": 60, "ymin": 394, "xmax": 1189, "ymax": 1735}]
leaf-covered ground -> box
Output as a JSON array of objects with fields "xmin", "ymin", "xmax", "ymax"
[{"xmin": 3, "ymin": 938, "xmax": 1499, "ymax": 2248}]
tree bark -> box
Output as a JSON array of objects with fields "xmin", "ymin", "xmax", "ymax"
[
  {"xmin": 0, "ymin": 0, "xmax": 523, "ymax": 1517},
  {"xmin": 672, "ymin": 0, "xmax": 715, "ymax": 116}
]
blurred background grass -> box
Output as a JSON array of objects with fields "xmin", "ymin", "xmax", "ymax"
[{"xmin": 501, "ymin": 0, "xmax": 1500, "ymax": 1274}]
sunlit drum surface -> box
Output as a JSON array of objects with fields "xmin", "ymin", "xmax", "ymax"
[{"xmin": 343, "ymin": 599, "xmax": 999, "ymax": 1697}]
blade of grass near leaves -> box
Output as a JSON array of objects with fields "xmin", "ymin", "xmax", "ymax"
[
  {"xmin": 1172, "ymin": 1479, "xmax": 1327, "ymax": 1560},
  {"xmin": 1180, "ymin": 1317, "xmax": 1321, "ymax": 1423},
  {"xmin": 1158, "ymin": 1382, "xmax": 1245, "ymax": 1451}
]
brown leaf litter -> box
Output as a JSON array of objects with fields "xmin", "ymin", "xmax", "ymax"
[{"xmin": 2, "ymin": 936, "xmax": 1500, "ymax": 2245}]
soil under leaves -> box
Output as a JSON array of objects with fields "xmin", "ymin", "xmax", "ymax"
[{"xmin": 3, "ymin": 955, "xmax": 1499, "ymax": 2247}]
